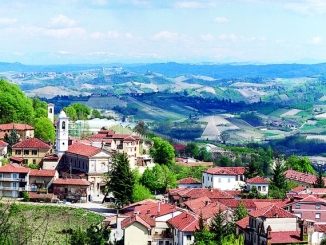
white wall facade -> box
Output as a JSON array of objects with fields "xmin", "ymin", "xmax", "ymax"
[
  {"xmin": 178, "ymin": 183, "xmax": 201, "ymax": 188},
  {"xmin": 202, "ymin": 172, "xmax": 245, "ymax": 190},
  {"xmin": 247, "ymin": 183, "xmax": 269, "ymax": 195}
]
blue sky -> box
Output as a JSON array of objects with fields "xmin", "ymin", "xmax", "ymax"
[{"xmin": 0, "ymin": 0, "xmax": 326, "ymax": 65}]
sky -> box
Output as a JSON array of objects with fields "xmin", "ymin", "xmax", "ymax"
[{"xmin": 0, "ymin": 0, "xmax": 326, "ymax": 65}]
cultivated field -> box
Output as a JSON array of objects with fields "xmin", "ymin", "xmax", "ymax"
[
  {"xmin": 200, "ymin": 115, "xmax": 238, "ymax": 140},
  {"xmin": 280, "ymin": 109, "xmax": 302, "ymax": 117}
]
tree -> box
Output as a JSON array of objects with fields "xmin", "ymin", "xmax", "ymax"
[
  {"xmin": 64, "ymin": 106, "xmax": 77, "ymax": 121},
  {"xmin": 150, "ymin": 137, "xmax": 175, "ymax": 165},
  {"xmin": 132, "ymin": 183, "xmax": 155, "ymax": 202},
  {"xmin": 4, "ymin": 129, "xmax": 19, "ymax": 154},
  {"xmin": 33, "ymin": 118, "xmax": 56, "ymax": 142},
  {"xmin": 32, "ymin": 97, "xmax": 48, "ymax": 119},
  {"xmin": 133, "ymin": 121, "xmax": 146, "ymax": 135},
  {"xmin": 198, "ymin": 147, "xmax": 212, "ymax": 162},
  {"xmin": 104, "ymin": 152, "xmax": 135, "ymax": 206},
  {"xmin": 269, "ymin": 160, "xmax": 287, "ymax": 198},
  {"xmin": 210, "ymin": 208, "xmax": 227, "ymax": 245},
  {"xmin": 234, "ymin": 201, "xmax": 248, "ymax": 222},
  {"xmin": 220, "ymin": 131, "xmax": 230, "ymax": 144},
  {"xmin": 64, "ymin": 103, "xmax": 91, "ymax": 121},
  {"xmin": 314, "ymin": 166, "xmax": 325, "ymax": 188},
  {"xmin": 194, "ymin": 212, "xmax": 215, "ymax": 245},
  {"xmin": 285, "ymin": 155, "xmax": 315, "ymax": 174},
  {"xmin": 218, "ymin": 156, "xmax": 231, "ymax": 167},
  {"xmin": 160, "ymin": 165, "xmax": 177, "ymax": 192},
  {"xmin": 185, "ymin": 142, "xmax": 199, "ymax": 158},
  {"xmin": 0, "ymin": 79, "xmax": 34, "ymax": 124},
  {"xmin": 91, "ymin": 109, "xmax": 102, "ymax": 119}
]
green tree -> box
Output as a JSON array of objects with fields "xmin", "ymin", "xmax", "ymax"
[
  {"xmin": 86, "ymin": 224, "xmax": 110, "ymax": 245},
  {"xmin": 218, "ymin": 156, "xmax": 231, "ymax": 167},
  {"xmin": 234, "ymin": 201, "xmax": 248, "ymax": 222},
  {"xmin": 64, "ymin": 106, "xmax": 77, "ymax": 121},
  {"xmin": 285, "ymin": 155, "xmax": 315, "ymax": 174},
  {"xmin": 210, "ymin": 208, "xmax": 227, "ymax": 245},
  {"xmin": 33, "ymin": 117, "xmax": 56, "ymax": 142},
  {"xmin": 185, "ymin": 142, "xmax": 199, "ymax": 158},
  {"xmin": 32, "ymin": 97, "xmax": 48, "ymax": 118},
  {"xmin": 70, "ymin": 227, "xmax": 89, "ymax": 245},
  {"xmin": 150, "ymin": 137, "xmax": 175, "ymax": 165},
  {"xmin": 4, "ymin": 129, "xmax": 19, "ymax": 153},
  {"xmin": 91, "ymin": 109, "xmax": 102, "ymax": 119},
  {"xmin": 198, "ymin": 147, "xmax": 212, "ymax": 162},
  {"xmin": 72, "ymin": 103, "xmax": 91, "ymax": 120},
  {"xmin": 140, "ymin": 166, "xmax": 161, "ymax": 193},
  {"xmin": 132, "ymin": 183, "xmax": 155, "ymax": 202},
  {"xmin": 160, "ymin": 165, "xmax": 177, "ymax": 192},
  {"xmin": 134, "ymin": 121, "xmax": 146, "ymax": 135},
  {"xmin": 269, "ymin": 160, "xmax": 287, "ymax": 198},
  {"xmin": 314, "ymin": 166, "xmax": 325, "ymax": 188},
  {"xmin": 104, "ymin": 152, "xmax": 135, "ymax": 206},
  {"xmin": 0, "ymin": 79, "xmax": 34, "ymax": 124},
  {"xmin": 194, "ymin": 212, "xmax": 215, "ymax": 245},
  {"xmin": 220, "ymin": 131, "xmax": 230, "ymax": 144}
]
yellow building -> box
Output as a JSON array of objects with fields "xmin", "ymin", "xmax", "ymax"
[{"xmin": 11, "ymin": 138, "xmax": 52, "ymax": 166}]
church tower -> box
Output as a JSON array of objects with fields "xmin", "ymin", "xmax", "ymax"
[
  {"xmin": 48, "ymin": 103, "xmax": 54, "ymax": 123},
  {"xmin": 55, "ymin": 110, "xmax": 69, "ymax": 156}
]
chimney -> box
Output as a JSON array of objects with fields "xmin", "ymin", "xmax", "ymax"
[
  {"xmin": 274, "ymin": 212, "xmax": 278, "ymax": 218},
  {"xmin": 267, "ymin": 225, "xmax": 272, "ymax": 240},
  {"xmin": 158, "ymin": 201, "xmax": 161, "ymax": 214}
]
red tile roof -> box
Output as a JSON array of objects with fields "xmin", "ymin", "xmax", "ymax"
[
  {"xmin": 9, "ymin": 156, "xmax": 23, "ymax": 162},
  {"xmin": 216, "ymin": 199, "xmax": 257, "ymax": 210},
  {"xmin": 269, "ymin": 231, "xmax": 302, "ymax": 244},
  {"xmin": 182, "ymin": 196, "xmax": 212, "ymax": 211},
  {"xmin": 203, "ymin": 167, "xmax": 246, "ymax": 175},
  {"xmin": 66, "ymin": 143, "xmax": 102, "ymax": 157},
  {"xmin": 88, "ymin": 133, "xmax": 107, "ymax": 139},
  {"xmin": 121, "ymin": 214, "xmax": 155, "ymax": 229},
  {"xmin": 12, "ymin": 138, "xmax": 51, "ymax": 149},
  {"xmin": 194, "ymin": 202, "xmax": 227, "ymax": 220},
  {"xmin": 98, "ymin": 130, "xmax": 115, "ymax": 135},
  {"xmin": 249, "ymin": 204, "xmax": 297, "ymax": 218},
  {"xmin": 246, "ymin": 176, "xmax": 269, "ymax": 184},
  {"xmin": 175, "ymin": 188, "xmax": 234, "ymax": 200},
  {"xmin": 122, "ymin": 199, "xmax": 158, "ymax": 210},
  {"xmin": 0, "ymin": 132, "xmax": 5, "ymax": 139},
  {"xmin": 0, "ymin": 140, "xmax": 8, "ymax": 147},
  {"xmin": 167, "ymin": 212, "xmax": 199, "ymax": 232},
  {"xmin": 174, "ymin": 145, "xmax": 185, "ymax": 151},
  {"xmin": 314, "ymin": 224, "xmax": 326, "ymax": 232},
  {"xmin": 236, "ymin": 216, "xmax": 249, "ymax": 230},
  {"xmin": 112, "ymin": 134, "xmax": 140, "ymax": 140},
  {"xmin": 134, "ymin": 202, "xmax": 179, "ymax": 217},
  {"xmin": 29, "ymin": 169, "xmax": 57, "ymax": 177},
  {"xmin": 178, "ymin": 177, "xmax": 201, "ymax": 185},
  {"xmin": 285, "ymin": 169, "xmax": 326, "ymax": 185},
  {"xmin": 53, "ymin": 178, "xmax": 92, "ymax": 186},
  {"xmin": 0, "ymin": 163, "xmax": 30, "ymax": 173},
  {"xmin": 0, "ymin": 123, "xmax": 34, "ymax": 131}
]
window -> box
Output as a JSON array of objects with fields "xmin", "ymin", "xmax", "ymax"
[
  {"xmin": 263, "ymin": 186, "xmax": 266, "ymax": 191},
  {"xmin": 316, "ymin": 204, "xmax": 321, "ymax": 210},
  {"xmin": 235, "ymin": 175, "xmax": 238, "ymax": 181},
  {"xmin": 15, "ymin": 150, "xmax": 21, "ymax": 155},
  {"xmin": 12, "ymin": 174, "xmax": 18, "ymax": 179},
  {"xmin": 49, "ymin": 108, "xmax": 52, "ymax": 113},
  {"xmin": 175, "ymin": 229, "xmax": 177, "ymax": 235},
  {"xmin": 316, "ymin": 213, "xmax": 321, "ymax": 219},
  {"xmin": 32, "ymin": 150, "xmax": 37, "ymax": 155},
  {"xmin": 0, "ymin": 173, "xmax": 3, "ymax": 179},
  {"xmin": 202, "ymin": 176, "xmax": 204, "ymax": 183},
  {"xmin": 187, "ymin": 235, "xmax": 191, "ymax": 241},
  {"xmin": 295, "ymin": 204, "xmax": 300, "ymax": 209},
  {"xmin": 258, "ymin": 186, "xmax": 261, "ymax": 191},
  {"xmin": 62, "ymin": 121, "xmax": 66, "ymax": 129},
  {"xmin": 24, "ymin": 150, "xmax": 29, "ymax": 155},
  {"xmin": 33, "ymin": 159, "xmax": 36, "ymax": 164},
  {"xmin": 228, "ymin": 178, "xmax": 231, "ymax": 183}
]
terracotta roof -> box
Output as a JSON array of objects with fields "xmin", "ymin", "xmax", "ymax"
[
  {"xmin": 112, "ymin": 134, "xmax": 140, "ymax": 140},
  {"xmin": 66, "ymin": 143, "xmax": 102, "ymax": 157},
  {"xmin": 0, "ymin": 140, "xmax": 8, "ymax": 147},
  {"xmin": 174, "ymin": 145, "xmax": 185, "ymax": 151},
  {"xmin": 236, "ymin": 216, "xmax": 249, "ymax": 230},
  {"xmin": 203, "ymin": 167, "xmax": 246, "ymax": 175},
  {"xmin": 121, "ymin": 214, "xmax": 155, "ymax": 229},
  {"xmin": 29, "ymin": 169, "xmax": 57, "ymax": 177},
  {"xmin": 134, "ymin": 203, "xmax": 179, "ymax": 217},
  {"xmin": 176, "ymin": 188, "xmax": 234, "ymax": 200},
  {"xmin": 285, "ymin": 169, "xmax": 326, "ymax": 185},
  {"xmin": 9, "ymin": 156, "xmax": 23, "ymax": 162},
  {"xmin": 269, "ymin": 231, "xmax": 302, "ymax": 244},
  {"xmin": 28, "ymin": 192, "xmax": 54, "ymax": 199},
  {"xmin": 12, "ymin": 138, "xmax": 51, "ymax": 149},
  {"xmin": 217, "ymin": 199, "xmax": 257, "ymax": 210},
  {"xmin": 290, "ymin": 186, "xmax": 306, "ymax": 193},
  {"xmin": 167, "ymin": 212, "xmax": 199, "ymax": 232},
  {"xmin": 182, "ymin": 196, "xmax": 212, "ymax": 211},
  {"xmin": 314, "ymin": 224, "xmax": 326, "ymax": 232},
  {"xmin": 178, "ymin": 177, "xmax": 201, "ymax": 185},
  {"xmin": 0, "ymin": 132, "xmax": 5, "ymax": 139},
  {"xmin": 43, "ymin": 154, "xmax": 59, "ymax": 161},
  {"xmin": 249, "ymin": 204, "xmax": 297, "ymax": 218},
  {"xmin": 0, "ymin": 163, "xmax": 29, "ymax": 173},
  {"xmin": 224, "ymin": 190, "xmax": 242, "ymax": 196},
  {"xmin": 88, "ymin": 133, "xmax": 107, "ymax": 139},
  {"xmin": 122, "ymin": 199, "xmax": 158, "ymax": 210},
  {"xmin": 194, "ymin": 202, "xmax": 227, "ymax": 220},
  {"xmin": 98, "ymin": 130, "xmax": 115, "ymax": 135},
  {"xmin": 0, "ymin": 123, "xmax": 34, "ymax": 131},
  {"xmin": 176, "ymin": 161, "xmax": 213, "ymax": 167},
  {"xmin": 53, "ymin": 178, "xmax": 92, "ymax": 186},
  {"xmin": 246, "ymin": 176, "xmax": 269, "ymax": 184}
]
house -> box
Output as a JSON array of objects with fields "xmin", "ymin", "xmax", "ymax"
[
  {"xmin": 178, "ymin": 177, "xmax": 201, "ymax": 188},
  {"xmin": 167, "ymin": 211, "xmax": 199, "ymax": 245},
  {"xmin": 236, "ymin": 204, "xmax": 312, "ymax": 245},
  {"xmin": 53, "ymin": 178, "xmax": 92, "ymax": 203},
  {"xmin": 0, "ymin": 123, "xmax": 34, "ymax": 140},
  {"xmin": 285, "ymin": 169, "xmax": 326, "ymax": 188},
  {"xmin": 28, "ymin": 169, "xmax": 58, "ymax": 193},
  {"xmin": 282, "ymin": 195, "xmax": 326, "ymax": 222},
  {"xmin": 202, "ymin": 167, "xmax": 246, "ymax": 190},
  {"xmin": 0, "ymin": 140, "xmax": 8, "ymax": 160},
  {"xmin": 246, "ymin": 176, "xmax": 269, "ymax": 195},
  {"xmin": 0, "ymin": 163, "xmax": 29, "ymax": 198},
  {"xmin": 11, "ymin": 138, "xmax": 52, "ymax": 166}
]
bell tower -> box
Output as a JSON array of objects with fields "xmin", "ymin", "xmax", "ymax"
[
  {"xmin": 56, "ymin": 110, "xmax": 69, "ymax": 155},
  {"xmin": 48, "ymin": 103, "xmax": 54, "ymax": 123}
]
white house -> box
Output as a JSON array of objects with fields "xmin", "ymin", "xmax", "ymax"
[
  {"xmin": 202, "ymin": 167, "xmax": 246, "ymax": 190},
  {"xmin": 178, "ymin": 177, "xmax": 201, "ymax": 188},
  {"xmin": 246, "ymin": 176, "xmax": 269, "ymax": 195},
  {"xmin": 0, "ymin": 140, "xmax": 8, "ymax": 161}
]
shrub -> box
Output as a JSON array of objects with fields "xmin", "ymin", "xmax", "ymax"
[{"xmin": 22, "ymin": 191, "xmax": 30, "ymax": 202}]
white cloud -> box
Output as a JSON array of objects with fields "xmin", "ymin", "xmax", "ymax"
[
  {"xmin": 308, "ymin": 35, "xmax": 323, "ymax": 44},
  {"xmin": 174, "ymin": 1, "xmax": 216, "ymax": 9},
  {"xmin": 0, "ymin": 18, "xmax": 17, "ymax": 25},
  {"xmin": 45, "ymin": 27, "xmax": 85, "ymax": 38},
  {"xmin": 107, "ymin": 31, "xmax": 119, "ymax": 38},
  {"xmin": 57, "ymin": 51, "xmax": 72, "ymax": 54},
  {"xmin": 284, "ymin": 2, "xmax": 326, "ymax": 15},
  {"xmin": 214, "ymin": 17, "xmax": 228, "ymax": 23},
  {"xmin": 201, "ymin": 34, "xmax": 214, "ymax": 41},
  {"xmin": 125, "ymin": 32, "xmax": 133, "ymax": 38},
  {"xmin": 50, "ymin": 15, "xmax": 76, "ymax": 28},
  {"xmin": 90, "ymin": 31, "xmax": 103, "ymax": 39},
  {"xmin": 152, "ymin": 31, "xmax": 178, "ymax": 40}
]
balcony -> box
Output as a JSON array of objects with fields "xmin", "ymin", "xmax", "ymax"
[
  {"xmin": 0, "ymin": 177, "xmax": 27, "ymax": 182},
  {"xmin": 0, "ymin": 186, "xmax": 25, "ymax": 191}
]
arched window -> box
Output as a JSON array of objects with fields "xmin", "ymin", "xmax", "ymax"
[
  {"xmin": 49, "ymin": 108, "xmax": 52, "ymax": 113},
  {"xmin": 62, "ymin": 121, "xmax": 66, "ymax": 130}
]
